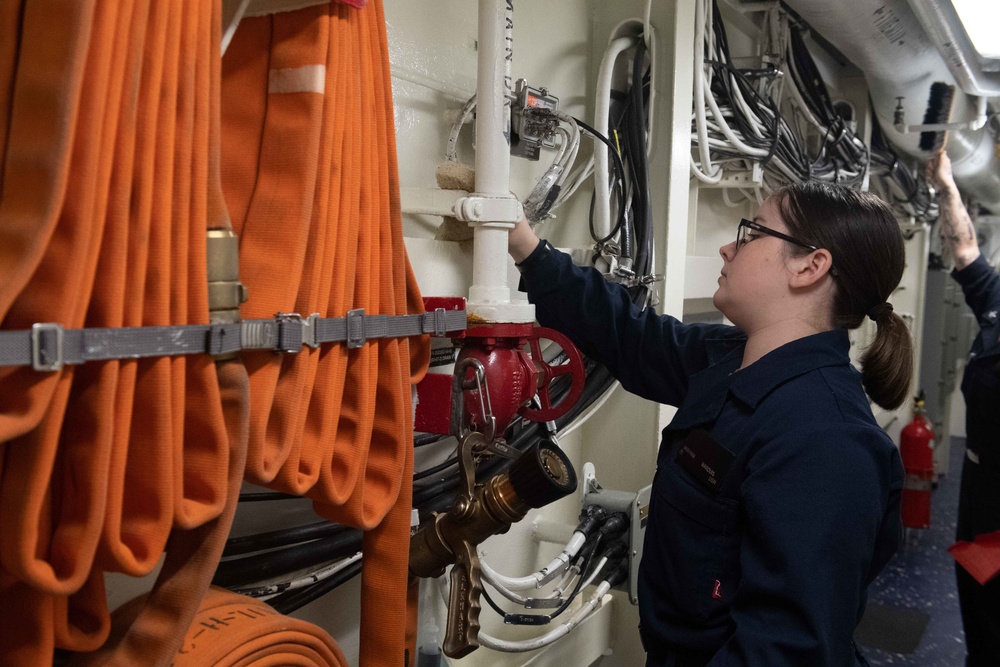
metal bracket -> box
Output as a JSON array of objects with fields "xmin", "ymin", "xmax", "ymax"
[
  {"xmin": 453, "ymin": 194, "xmax": 523, "ymax": 224},
  {"xmin": 346, "ymin": 308, "xmax": 366, "ymax": 349},
  {"xmin": 427, "ymin": 307, "xmax": 448, "ymax": 337},
  {"xmin": 697, "ymin": 164, "xmax": 764, "ymax": 189},
  {"xmin": 581, "ymin": 464, "xmax": 650, "ymax": 605},
  {"xmin": 31, "ymin": 323, "xmax": 65, "ymax": 372},
  {"xmin": 301, "ymin": 312, "xmax": 320, "ymax": 348}
]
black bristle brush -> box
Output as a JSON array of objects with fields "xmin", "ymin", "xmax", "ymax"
[{"xmin": 918, "ymin": 82, "xmax": 955, "ymax": 152}]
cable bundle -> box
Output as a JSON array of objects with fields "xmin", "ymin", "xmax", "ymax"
[
  {"xmin": 690, "ymin": 0, "xmax": 869, "ymax": 195},
  {"xmin": 0, "ymin": 2, "xmax": 244, "ymax": 665},
  {"xmin": 869, "ymin": 117, "xmax": 937, "ymax": 222},
  {"xmin": 783, "ymin": 23, "xmax": 867, "ymax": 187}
]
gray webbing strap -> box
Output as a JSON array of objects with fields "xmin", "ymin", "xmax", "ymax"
[{"xmin": 0, "ymin": 308, "xmax": 466, "ymax": 372}]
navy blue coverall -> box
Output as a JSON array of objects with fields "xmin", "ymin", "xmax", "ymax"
[
  {"xmin": 517, "ymin": 240, "xmax": 903, "ymax": 666},
  {"xmin": 951, "ymin": 254, "xmax": 1000, "ymax": 667}
]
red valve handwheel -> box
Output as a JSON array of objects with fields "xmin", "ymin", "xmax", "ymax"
[{"xmin": 519, "ymin": 326, "xmax": 585, "ymax": 422}]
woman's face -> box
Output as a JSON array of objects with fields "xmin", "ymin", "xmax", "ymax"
[{"xmin": 712, "ymin": 197, "xmax": 795, "ymax": 331}]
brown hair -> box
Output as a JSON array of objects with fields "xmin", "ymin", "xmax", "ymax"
[{"xmin": 774, "ymin": 182, "xmax": 913, "ymax": 410}]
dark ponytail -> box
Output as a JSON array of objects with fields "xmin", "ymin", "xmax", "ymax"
[{"xmin": 774, "ymin": 182, "xmax": 913, "ymax": 410}]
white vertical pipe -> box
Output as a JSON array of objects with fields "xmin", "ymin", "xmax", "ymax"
[
  {"xmin": 474, "ymin": 0, "xmax": 512, "ymax": 195},
  {"xmin": 468, "ymin": 0, "xmax": 516, "ymax": 308}
]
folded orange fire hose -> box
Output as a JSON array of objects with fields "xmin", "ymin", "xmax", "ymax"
[
  {"xmin": 1, "ymin": 0, "xmax": 233, "ymax": 663},
  {"xmin": 221, "ymin": 2, "xmax": 429, "ymax": 664},
  {"xmin": 1, "ymin": 0, "xmax": 432, "ymax": 664}
]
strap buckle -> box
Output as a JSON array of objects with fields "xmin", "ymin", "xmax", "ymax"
[
  {"xmin": 301, "ymin": 313, "xmax": 320, "ymax": 349},
  {"xmin": 431, "ymin": 308, "xmax": 447, "ymax": 336},
  {"xmin": 31, "ymin": 323, "xmax": 65, "ymax": 371},
  {"xmin": 275, "ymin": 313, "xmax": 303, "ymax": 353},
  {"xmin": 346, "ymin": 308, "xmax": 366, "ymax": 349}
]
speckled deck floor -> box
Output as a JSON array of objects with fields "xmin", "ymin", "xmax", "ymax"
[{"xmin": 859, "ymin": 437, "xmax": 968, "ymax": 666}]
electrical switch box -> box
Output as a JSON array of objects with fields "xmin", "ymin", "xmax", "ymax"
[
  {"xmin": 581, "ymin": 462, "xmax": 651, "ymax": 605},
  {"xmin": 511, "ymin": 78, "xmax": 560, "ymax": 161}
]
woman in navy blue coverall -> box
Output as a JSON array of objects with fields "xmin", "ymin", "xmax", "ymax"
[
  {"xmin": 509, "ymin": 182, "xmax": 912, "ymax": 666},
  {"xmin": 928, "ymin": 150, "xmax": 1000, "ymax": 667}
]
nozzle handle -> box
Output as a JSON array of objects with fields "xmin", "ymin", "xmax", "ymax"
[{"xmin": 442, "ymin": 541, "xmax": 482, "ymax": 659}]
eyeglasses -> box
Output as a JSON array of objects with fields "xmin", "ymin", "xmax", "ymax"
[
  {"xmin": 735, "ymin": 218, "xmax": 838, "ymax": 276},
  {"xmin": 736, "ymin": 218, "xmax": 818, "ymax": 253}
]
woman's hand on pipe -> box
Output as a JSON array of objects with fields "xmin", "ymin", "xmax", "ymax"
[{"xmin": 508, "ymin": 215, "xmax": 541, "ymax": 264}]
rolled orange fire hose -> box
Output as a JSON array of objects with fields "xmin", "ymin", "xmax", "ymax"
[{"xmin": 174, "ymin": 587, "xmax": 348, "ymax": 667}]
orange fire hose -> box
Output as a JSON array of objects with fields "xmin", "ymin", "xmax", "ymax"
[
  {"xmin": 0, "ymin": 0, "xmax": 232, "ymax": 662},
  {"xmin": 0, "ymin": 0, "xmax": 426, "ymax": 664},
  {"xmin": 221, "ymin": 2, "xmax": 427, "ymax": 664},
  {"xmin": 175, "ymin": 587, "xmax": 347, "ymax": 667}
]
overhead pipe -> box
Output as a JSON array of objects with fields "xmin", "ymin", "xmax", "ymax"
[
  {"xmin": 783, "ymin": 0, "xmax": 1000, "ymax": 212},
  {"xmin": 902, "ymin": 0, "xmax": 1000, "ymax": 98}
]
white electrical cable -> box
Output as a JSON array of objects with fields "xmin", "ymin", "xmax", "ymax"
[
  {"xmin": 559, "ymin": 379, "xmax": 620, "ymax": 440},
  {"xmin": 554, "ymin": 113, "xmax": 581, "ymax": 188},
  {"xmin": 476, "ymin": 581, "xmax": 614, "ymax": 653},
  {"xmin": 593, "ymin": 36, "xmax": 640, "ymax": 240},
  {"xmin": 552, "ymin": 126, "xmax": 572, "ymax": 167},
  {"xmin": 554, "ymin": 155, "xmax": 595, "ymax": 207},
  {"xmin": 579, "ymin": 556, "xmax": 609, "ymax": 592},
  {"xmin": 446, "ymin": 94, "xmax": 478, "ymax": 163},
  {"xmin": 234, "ymin": 552, "xmax": 364, "ymax": 600},
  {"xmin": 643, "ymin": 0, "xmax": 652, "ymax": 51},
  {"xmin": 644, "ymin": 24, "xmax": 657, "ymax": 156},
  {"xmin": 692, "ymin": 0, "xmax": 723, "ymax": 184},
  {"xmin": 480, "ymin": 532, "xmax": 588, "ymax": 591},
  {"xmin": 481, "ymin": 563, "xmax": 580, "ymax": 607}
]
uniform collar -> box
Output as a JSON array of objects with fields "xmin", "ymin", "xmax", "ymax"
[
  {"xmin": 729, "ymin": 328, "xmax": 851, "ymax": 409},
  {"xmin": 666, "ymin": 329, "xmax": 850, "ymax": 432}
]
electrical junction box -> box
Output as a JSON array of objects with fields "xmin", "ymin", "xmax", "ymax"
[
  {"xmin": 511, "ymin": 78, "xmax": 559, "ymax": 161},
  {"xmin": 581, "ymin": 462, "xmax": 651, "ymax": 605}
]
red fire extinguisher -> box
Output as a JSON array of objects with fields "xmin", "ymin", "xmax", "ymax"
[{"xmin": 899, "ymin": 392, "xmax": 936, "ymax": 529}]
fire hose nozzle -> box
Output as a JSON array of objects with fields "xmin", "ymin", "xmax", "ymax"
[{"xmin": 409, "ymin": 439, "xmax": 577, "ymax": 657}]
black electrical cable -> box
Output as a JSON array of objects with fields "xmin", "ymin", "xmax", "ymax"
[
  {"xmin": 626, "ymin": 39, "xmax": 652, "ymax": 278},
  {"xmin": 572, "ymin": 115, "xmax": 628, "ymax": 244},
  {"xmin": 414, "ymin": 432, "xmax": 448, "ymax": 447},
  {"xmin": 223, "ymin": 520, "xmax": 352, "ymax": 558},
  {"xmin": 238, "ymin": 491, "xmax": 301, "ymax": 502},
  {"xmin": 268, "ymin": 558, "xmax": 364, "ymax": 615},
  {"xmin": 481, "ymin": 582, "xmax": 513, "ymax": 618},
  {"xmin": 413, "ymin": 452, "xmax": 460, "ymax": 481},
  {"xmin": 539, "ymin": 532, "xmax": 603, "ymax": 622},
  {"xmin": 786, "ymin": 24, "xmax": 869, "ymax": 184},
  {"xmin": 212, "ymin": 528, "xmax": 362, "ymax": 589}
]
